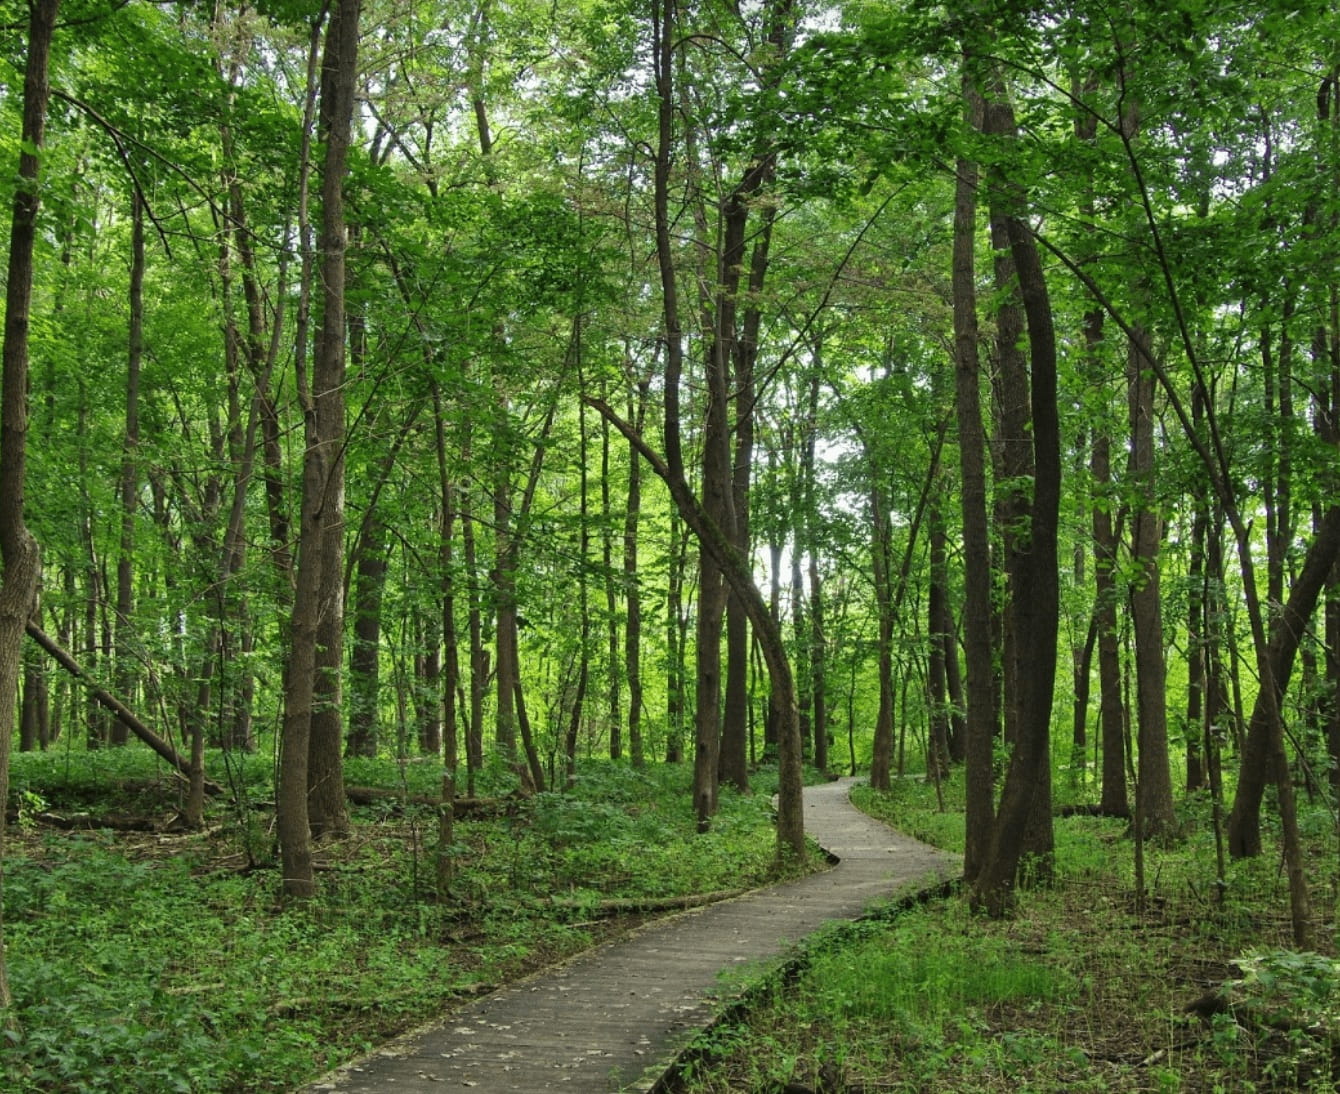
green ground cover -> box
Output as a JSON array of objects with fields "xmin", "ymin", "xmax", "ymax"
[
  {"xmin": 668, "ymin": 776, "xmax": 1340, "ymax": 1093},
  {"xmin": 1, "ymin": 749, "xmax": 820, "ymax": 1092}
]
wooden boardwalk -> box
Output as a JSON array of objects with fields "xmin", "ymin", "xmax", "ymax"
[{"xmin": 300, "ymin": 778, "xmax": 959, "ymax": 1093}]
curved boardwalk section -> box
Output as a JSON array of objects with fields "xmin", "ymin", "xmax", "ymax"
[{"xmin": 302, "ymin": 778, "xmax": 959, "ymax": 1093}]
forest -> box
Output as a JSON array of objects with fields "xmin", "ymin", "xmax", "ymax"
[{"xmin": 1, "ymin": 0, "xmax": 1339, "ymax": 1089}]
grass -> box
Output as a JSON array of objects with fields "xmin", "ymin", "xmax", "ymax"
[
  {"xmin": 1, "ymin": 747, "xmax": 825, "ymax": 1092},
  {"xmin": 667, "ymin": 772, "xmax": 1340, "ymax": 1093}
]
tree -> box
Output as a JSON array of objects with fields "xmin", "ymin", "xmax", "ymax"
[
  {"xmin": 279, "ymin": 0, "xmax": 361, "ymax": 900},
  {"xmin": 0, "ymin": 0, "xmax": 61, "ymax": 1009}
]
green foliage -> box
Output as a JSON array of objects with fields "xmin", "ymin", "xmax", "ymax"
[
  {"xmin": 1230, "ymin": 949, "xmax": 1340, "ymax": 1033},
  {"xmin": 471, "ymin": 765, "xmax": 790, "ymax": 902},
  {"xmin": 3, "ymin": 843, "xmax": 323, "ymax": 1091},
  {"xmin": 676, "ymin": 900, "xmax": 1079, "ymax": 1092},
  {"xmin": 851, "ymin": 778, "xmax": 966, "ymax": 853}
]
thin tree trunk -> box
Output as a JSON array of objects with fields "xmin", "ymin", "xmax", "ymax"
[
  {"xmin": 431, "ymin": 382, "xmax": 460, "ymax": 772},
  {"xmin": 1186, "ymin": 485, "xmax": 1209, "ymax": 793},
  {"xmin": 601, "ymin": 415, "xmax": 621, "ymax": 761},
  {"xmin": 570, "ymin": 395, "xmax": 593, "ymax": 782},
  {"xmin": 112, "ymin": 188, "xmax": 144, "ymax": 747},
  {"xmin": 927, "ymin": 492, "xmax": 952, "ymax": 778},
  {"xmin": 1092, "ymin": 377, "xmax": 1129, "ymax": 817},
  {"xmin": 665, "ymin": 508, "xmax": 686, "ymax": 764},
  {"xmin": 624, "ymin": 383, "xmax": 648, "ymax": 768},
  {"xmin": 461, "ymin": 491, "xmax": 486, "ymax": 795},
  {"xmin": 1228, "ymin": 505, "xmax": 1340, "ymax": 857},
  {"xmin": 869, "ymin": 482, "xmax": 895, "ymax": 792},
  {"xmin": 800, "ymin": 369, "xmax": 827, "ymax": 772}
]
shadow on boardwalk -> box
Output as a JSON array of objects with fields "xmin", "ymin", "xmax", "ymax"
[{"xmin": 300, "ymin": 777, "xmax": 960, "ymax": 1093}]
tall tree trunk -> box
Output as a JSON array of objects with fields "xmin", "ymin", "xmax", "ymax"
[
  {"xmin": 927, "ymin": 489, "xmax": 952, "ymax": 778},
  {"xmin": 790, "ymin": 476, "xmax": 812, "ymax": 757},
  {"xmin": 1185, "ymin": 466, "xmax": 1210, "ymax": 794},
  {"xmin": 644, "ymin": 0, "xmax": 801, "ymax": 851},
  {"xmin": 802, "ymin": 370, "xmax": 828, "ymax": 773},
  {"xmin": 461, "ymin": 491, "xmax": 486, "ymax": 795},
  {"xmin": 985, "ymin": 138, "xmax": 1052, "ymax": 875},
  {"xmin": 1127, "ymin": 323, "xmax": 1176, "ymax": 836},
  {"xmin": 569, "ymin": 395, "xmax": 593, "ymax": 782},
  {"xmin": 953, "ymin": 67, "xmax": 996, "ymax": 884},
  {"xmin": 493, "ymin": 475, "xmax": 519, "ymax": 764},
  {"xmin": 279, "ymin": 0, "xmax": 359, "ymax": 899},
  {"xmin": 721, "ymin": 210, "xmax": 776, "ymax": 792},
  {"xmin": 966, "ymin": 58, "xmax": 1061, "ymax": 912},
  {"xmin": 112, "ymin": 189, "xmax": 144, "ymax": 746},
  {"xmin": 0, "ymin": 0, "xmax": 59, "ymax": 1009},
  {"xmin": 431, "ymin": 383, "xmax": 460, "ymax": 773},
  {"xmin": 601, "ymin": 415, "xmax": 622, "ymax": 761}
]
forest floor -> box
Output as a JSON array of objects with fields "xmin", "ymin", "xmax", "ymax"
[
  {"xmin": 4, "ymin": 750, "xmax": 1339, "ymax": 1093},
  {"xmin": 665, "ymin": 777, "xmax": 1340, "ymax": 1094},
  {"xmin": 0, "ymin": 749, "xmax": 825, "ymax": 1092}
]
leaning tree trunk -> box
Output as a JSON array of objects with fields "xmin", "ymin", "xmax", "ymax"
[{"xmin": 1227, "ymin": 504, "xmax": 1340, "ymax": 857}]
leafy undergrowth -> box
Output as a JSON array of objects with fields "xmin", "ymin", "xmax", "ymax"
[
  {"xmin": 669, "ymin": 776, "xmax": 1340, "ymax": 1093},
  {"xmin": 1, "ymin": 749, "xmax": 824, "ymax": 1092}
]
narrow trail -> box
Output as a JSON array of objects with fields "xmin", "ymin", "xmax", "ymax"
[{"xmin": 301, "ymin": 778, "xmax": 960, "ymax": 1093}]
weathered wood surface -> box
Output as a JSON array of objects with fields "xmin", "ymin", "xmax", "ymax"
[{"xmin": 300, "ymin": 778, "xmax": 960, "ymax": 1093}]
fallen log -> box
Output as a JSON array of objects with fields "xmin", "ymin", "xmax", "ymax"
[
  {"xmin": 344, "ymin": 786, "xmax": 518, "ymax": 817},
  {"xmin": 26, "ymin": 621, "xmax": 223, "ymax": 795},
  {"xmin": 17, "ymin": 810, "xmax": 162, "ymax": 832},
  {"xmin": 547, "ymin": 888, "xmax": 748, "ymax": 917}
]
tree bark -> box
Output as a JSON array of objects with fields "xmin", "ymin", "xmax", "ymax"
[
  {"xmin": 1092, "ymin": 371, "xmax": 1129, "ymax": 818},
  {"xmin": 869, "ymin": 481, "xmax": 895, "ymax": 792},
  {"xmin": 803, "ymin": 370, "xmax": 828, "ymax": 773},
  {"xmin": 967, "ymin": 59, "xmax": 1061, "ymax": 913},
  {"xmin": 111, "ymin": 188, "xmax": 144, "ymax": 747},
  {"xmin": 601, "ymin": 415, "xmax": 622, "ymax": 761},
  {"xmin": 1127, "ymin": 323, "xmax": 1176, "ymax": 837},
  {"xmin": 1, "ymin": 0, "xmax": 60, "ymax": 1009},
  {"xmin": 624, "ymin": 383, "xmax": 648, "ymax": 768},
  {"xmin": 664, "ymin": 510, "xmax": 686, "ymax": 764},
  {"xmin": 952, "ymin": 68, "xmax": 996, "ymax": 884},
  {"xmin": 279, "ymin": 0, "xmax": 360, "ymax": 899},
  {"xmin": 347, "ymin": 516, "xmax": 388, "ymax": 758}
]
